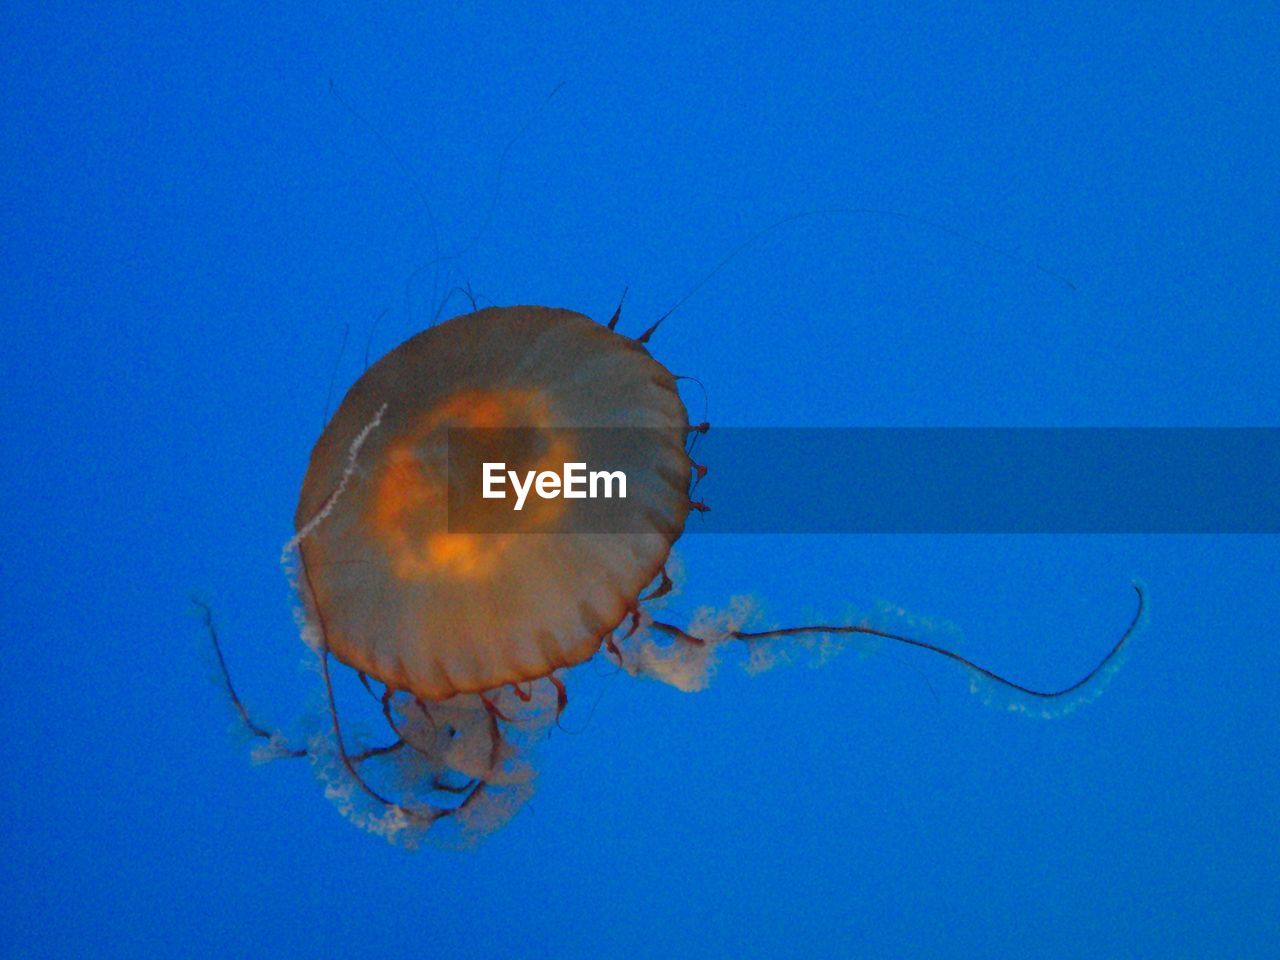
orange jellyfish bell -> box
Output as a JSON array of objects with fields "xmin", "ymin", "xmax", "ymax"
[{"xmin": 293, "ymin": 305, "xmax": 692, "ymax": 702}]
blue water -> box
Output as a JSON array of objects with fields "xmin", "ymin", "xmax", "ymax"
[{"xmin": 4, "ymin": 3, "xmax": 1277, "ymax": 958}]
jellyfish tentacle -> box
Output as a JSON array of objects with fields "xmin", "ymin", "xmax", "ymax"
[
  {"xmin": 648, "ymin": 619, "xmax": 706, "ymax": 646},
  {"xmin": 356, "ymin": 670, "xmax": 381, "ymax": 702},
  {"xmin": 606, "ymin": 286, "xmax": 628, "ymax": 331},
  {"xmin": 199, "ymin": 591, "xmax": 457, "ymax": 825},
  {"xmin": 319, "ymin": 646, "xmax": 413, "ymax": 810},
  {"xmin": 351, "ymin": 740, "xmax": 406, "ymax": 763},
  {"xmin": 690, "ymin": 461, "xmax": 708, "ymax": 496},
  {"xmin": 484, "ymin": 709, "xmax": 503, "ymax": 773},
  {"xmin": 635, "ymin": 311, "xmax": 670, "ymax": 345},
  {"xmin": 303, "ymin": 560, "xmax": 452, "ymax": 825},
  {"xmin": 318, "ymin": 649, "xmax": 475, "ymax": 825},
  {"xmin": 673, "ymin": 374, "xmax": 709, "ymax": 426},
  {"xmin": 640, "ymin": 567, "xmax": 673, "ymax": 602},
  {"xmin": 195, "ymin": 598, "xmax": 307, "ymax": 758},
  {"xmin": 650, "ymin": 583, "xmax": 1144, "ymax": 701},
  {"xmin": 431, "ymin": 776, "xmax": 478, "ymax": 795},
  {"xmin": 362, "ymin": 307, "xmax": 389, "ymax": 371},
  {"xmin": 321, "ymin": 322, "xmax": 350, "ymax": 428},
  {"xmin": 404, "ymin": 701, "xmax": 494, "ymax": 814},
  {"xmin": 480, "ymin": 693, "xmax": 512, "ymax": 722},
  {"xmin": 622, "ymin": 605, "xmax": 643, "ymax": 639},
  {"xmin": 548, "ymin": 674, "xmax": 569, "ymax": 721},
  {"xmin": 686, "ymin": 419, "xmax": 710, "ymax": 460}
]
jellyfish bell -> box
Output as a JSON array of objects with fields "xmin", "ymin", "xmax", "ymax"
[{"xmin": 293, "ymin": 304, "xmax": 692, "ymax": 702}]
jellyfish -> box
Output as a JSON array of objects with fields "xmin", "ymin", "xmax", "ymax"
[{"xmin": 203, "ymin": 303, "xmax": 1142, "ymax": 847}]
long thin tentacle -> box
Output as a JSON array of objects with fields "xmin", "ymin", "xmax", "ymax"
[
  {"xmin": 650, "ymin": 583, "xmax": 1144, "ymax": 700},
  {"xmin": 299, "ymin": 560, "xmax": 450, "ymax": 822},
  {"xmin": 195, "ymin": 598, "xmax": 306, "ymax": 757}
]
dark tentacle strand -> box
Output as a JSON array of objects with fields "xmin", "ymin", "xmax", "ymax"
[
  {"xmin": 650, "ymin": 583, "xmax": 1144, "ymax": 701},
  {"xmin": 351, "ymin": 740, "xmax": 407, "ymax": 763},
  {"xmin": 607, "ymin": 286, "xmax": 628, "ymax": 331},
  {"xmin": 299, "ymin": 560, "xmax": 461, "ymax": 825},
  {"xmin": 639, "ymin": 567, "xmax": 674, "ymax": 602},
  {"xmin": 195, "ymin": 598, "xmax": 306, "ymax": 758},
  {"xmin": 204, "ymin": 558, "xmax": 557, "ymax": 840},
  {"xmin": 635, "ymin": 311, "xmax": 669, "ymax": 345},
  {"xmin": 317, "ymin": 645, "xmax": 484, "ymax": 824}
]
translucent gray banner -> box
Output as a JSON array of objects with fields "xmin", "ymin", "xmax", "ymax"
[{"xmin": 447, "ymin": 428, "xmax": 1280, "ymax": 533}]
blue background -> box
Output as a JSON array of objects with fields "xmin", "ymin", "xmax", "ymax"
[{"xmin": 3, "ymin": 3, "xmax": 1277, "ymax": 958}]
